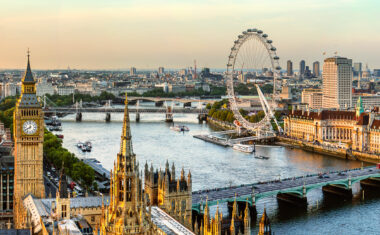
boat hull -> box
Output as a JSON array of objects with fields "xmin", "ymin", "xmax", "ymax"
[{"xmin": 232, "ymin": 144, "xmax": 254, "ymax": 153}]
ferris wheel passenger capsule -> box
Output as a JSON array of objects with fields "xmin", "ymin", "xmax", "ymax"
[
  {"xmin": 242, "ymin": 31, "xmax": 247, "ymax": 34},
  {"xmin": 270, "ymin": 47, "xmax": 276, "ymax": 51},
  {"xmin": 257, "ymin": 30, "xmax": 263, "ymax": 34},
  {"xmin": 234, "ymin": 40, "xmax": 239, "ymax": 44},
  {"xmin": 238, "ymin": 35, "xmax": 243, "ymax": 38},
  {"xmin": 247, "ymin": 29, "xmax": 252, "ymax": 32},
  {"xmin": 274, "ymin": 56, "xmax": 279, "ymax": 60},
  {"xmin": 275, "ymin": 66, "xmax": 282, "ymax": 70},
  {"xmin": 251, "ymin": 28, "xmax": 257, "ymax": 32},
  {"xmin": 262, "ymin": 34, "xmax": 268, "ymax": 38},
  {"xmin": 266, "ymin": 40, "xmax": 273, "ymax": 43}
]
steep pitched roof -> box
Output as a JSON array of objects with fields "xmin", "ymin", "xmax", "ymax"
[
  {"xmin": 356, "ymin": 113, "xmax": 369, "ymax": 125},
  {"xmin": 22, "ymin": 53, "xmax": 35, "ymax": 83},
  {"xmin": 371, "ymin": 119, "xmax": 380, "ymax": 129},
  {"xmin": 289, "ymin": 110, "xmax": 357, "ymax": 121}
]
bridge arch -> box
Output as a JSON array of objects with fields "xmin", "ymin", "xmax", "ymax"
[
  {"xmin": 191, "ymin": 170, "xmax": 380, "ymax": 213},
  {"xmin": 351, "ymin": 174, "xmax": 380, "ymax": 184}
]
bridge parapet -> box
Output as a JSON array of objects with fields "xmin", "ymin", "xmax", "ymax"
[{"xmin": 192, "ymin": 167, "xmax": 380, "ymax": 213}]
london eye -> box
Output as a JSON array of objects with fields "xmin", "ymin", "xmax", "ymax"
[{"xmin": 226, "ymin": 28, "xmax": 282, "ymax": 134}]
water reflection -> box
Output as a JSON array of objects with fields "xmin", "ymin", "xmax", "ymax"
[{"xmin": 59, "ymin": 113, "xmax": 378, "ymax": 235}]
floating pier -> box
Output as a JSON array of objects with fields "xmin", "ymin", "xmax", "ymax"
[
  {"xmin": 193, "ymin": 135, "xmax": 231, "ymax": 147},
  {"xmin": 193, "ymin": 132, "xmax": 275, "ymax": 147}
]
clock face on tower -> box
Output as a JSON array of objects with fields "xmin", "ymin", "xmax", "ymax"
[{"xmin": 23, "ymin": 120, "xmax": 38, "ymax": 135}]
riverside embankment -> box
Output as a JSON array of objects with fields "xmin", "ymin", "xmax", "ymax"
[
  {"xmin": 277, "ymin": 136, "xmax": 380, "ymax": 164},
  {"xmin": 208, "ymin": 117, "xmax": 380, "ymax": 164}
]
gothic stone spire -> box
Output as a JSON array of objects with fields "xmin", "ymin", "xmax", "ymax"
[{"xmin": 119, "ymin": 92, "xmax": 134, "ymax": 158}]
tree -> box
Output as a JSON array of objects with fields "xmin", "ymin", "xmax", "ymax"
[
  {"xmin": 234, "ymin": 83, "xmax": 250, "ymax": 95},
  {"xmin": 93, "ymin": 181, "xmax": 99, "ymax": 191}
]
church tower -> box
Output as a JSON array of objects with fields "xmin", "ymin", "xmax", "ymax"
[
  {"xmin": 356, "ymin": 96, "xmax": 364, "ymax": 118},
  {"xmin": 13, "ymin": 51, "xmax": 45, "ymax": 228},
  {"xmin": 102, "ymin": 93, "xmax": 155, "ymax": 234}
]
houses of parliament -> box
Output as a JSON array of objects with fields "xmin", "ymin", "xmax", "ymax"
[{"xmin": 4, "ymin": 54, "xmax": 271, "ymax": 235}]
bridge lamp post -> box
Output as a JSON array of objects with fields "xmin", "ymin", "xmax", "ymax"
[
  {"xmin": 251, "ymin": 188, "xmax": 256, "ymax": 206},
  {"xmin": 348, "ymin": 175, "xmax": 352, "ymax": 189},
  {"xmin": 302, "ymin": 182, "xmax": 306, "ymax": 198}
]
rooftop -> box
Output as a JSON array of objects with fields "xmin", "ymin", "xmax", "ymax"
[
  {"xmin": 0, "ymin": 230, "xmax": 32, "ymax": 235},
  {"xmin": 150, "ymin": 206, "xmax": 195, "ymax": 235},
  {"xmin": 33, "ymin": 196, "xmax": 110, "ymax": 217}
]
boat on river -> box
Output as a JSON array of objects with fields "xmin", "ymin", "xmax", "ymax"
[
  {"xmin": 49, "ymin": 126, "xmax": 62, "ymax": 132},
  {"xmin": 45, "ymin": 115, "xmax": 61, "ymax": 126},
  {"xmin": 77, "ymin": 141, "xmax": 92, "ymax": 152},
  {"xmin": 84, "ymin": 141, "xmax": 92, "ymax": 152},
  {"xmin": 254, "ymin": 155, "xmax": 270, "ymax": 160},
  {"xmin": 170, "ymin": 125, "xmax": 190, "ymax": 132},
  {"xmin": 232, "ymin": 144, "xmax": 254, "ymax": 153}
]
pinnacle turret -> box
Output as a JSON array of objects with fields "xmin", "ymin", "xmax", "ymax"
[
  {"xmin": 23, "ymin": 49, "xmax": 35, "ymax": 84},
  {"xmin": 119, "ymin": 92, "xmax": 134, "ymax": 158}
]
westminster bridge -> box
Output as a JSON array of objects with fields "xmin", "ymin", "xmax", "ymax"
[{"xmin": 191, "ymin": 166, "xmax": 380, "ymax": 213}]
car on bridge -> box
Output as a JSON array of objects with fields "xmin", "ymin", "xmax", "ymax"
[{"xmin": 318, "ymin": 173, "xmax": 330, "ymax": 178}]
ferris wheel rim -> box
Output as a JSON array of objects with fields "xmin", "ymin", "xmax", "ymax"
[{"xmin": 226, "ymin": 28, "xmax": 281, "ymax": 132}]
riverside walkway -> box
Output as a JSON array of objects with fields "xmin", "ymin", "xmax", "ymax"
[{"xmin": 191, "ymin": 166, "xmax": 380, "ymax": 212}]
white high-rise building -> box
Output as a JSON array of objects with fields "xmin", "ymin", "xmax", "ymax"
[
  {"xmin": 3, "ymin": 82, "xmax": 18, "ymax": 97},
  {"xmin": 322, "ymin": 57, "xmax": 352, "ymax": 109},
  {"xmin": 36, "ymin": 77, "xmax": 55, "ymax": 96}
]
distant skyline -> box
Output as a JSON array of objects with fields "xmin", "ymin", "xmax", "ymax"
[{"xmin": 1, "ymin": 0, "xmax": 380, "ymax": 70}]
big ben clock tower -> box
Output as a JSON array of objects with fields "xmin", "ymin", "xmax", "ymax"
[{"xmin": 13, "ymin": 51, "xmax": 45, "ymax": 228}]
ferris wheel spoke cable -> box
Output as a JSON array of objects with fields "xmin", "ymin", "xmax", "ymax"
[
  {"xmin": 257, "ymin": 43, "xmax": 268, "ymax": 70},
  {"xmin": 248, "ymin": 39, "xmax": 256, "ymax": 71},
  {"xmin": 226, "ymin": 28, "xmax": 282, "ymax": 133},
  {"xmin": 253, "ymin": 39, "xmax": 261, "ymax": 70}
]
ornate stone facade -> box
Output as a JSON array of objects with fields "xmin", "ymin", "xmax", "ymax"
[
  {"xmin": 144, "ymin": 161, "xmax": 192, "ymax": 228},
  {"xmin": 369, "ymin": 119, "xmax": 380, "ymax": 154},
  {"xmin": 284, "ymin": 103, "xmax": 380, "ymax": 153},
  {"xmin": 13, "ymin": 53, "xmax": 45, "ymax": 228},
  {"xmin": 100, "ymin": 94, "xmax": 157, "ymax": 234},
  {"xmin": 194, "ymin": 199, "xmax": 250, "ymax": 235}
]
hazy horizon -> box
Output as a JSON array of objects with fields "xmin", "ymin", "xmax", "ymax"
[{"xmin": 1, "ymin": 0, "xmax": 380, "ymax": 70}]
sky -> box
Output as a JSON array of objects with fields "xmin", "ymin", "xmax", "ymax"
[{"xmin": 0, "ymin": 0, "xmax": 380, "ymax": 70}]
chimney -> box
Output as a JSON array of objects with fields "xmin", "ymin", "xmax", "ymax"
[{"xmin": 292, "ymin": 105, "xmax": 295, "ymax": 114}]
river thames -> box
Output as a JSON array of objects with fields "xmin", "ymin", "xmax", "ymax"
[{"xmin": 59, "ymin": 110, "xmax": 379, "ymax": 235}]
